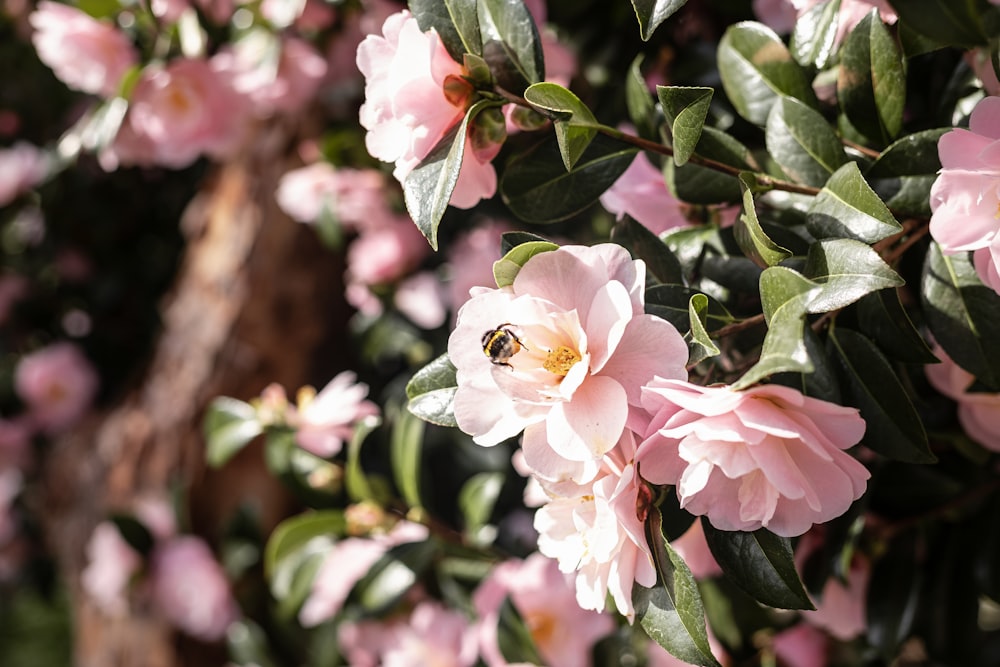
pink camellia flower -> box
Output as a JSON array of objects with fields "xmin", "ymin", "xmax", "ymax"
[
  {"xmin": 0, "ymin": 417, "xmax": 32, "ymax": 470},
  {"xmin": 276, "ymin": 164, "xmax": 393, "ymax": 230},
  {"xmin": 445, "ymin": 219, "xmax": 511, "ymax": 314},
  {"xmin": 930, "ymin": 95, "xmax": 1000, "ymax": 295},
  {"xmin": 29, "ymin": 1, "xmax": 138, "ymax": 97},
  {"xmin": 346, "ymin": 216, "xmax": 430, "ymax": 286},
  {"xmin": 215, "ymin": 36, "xmax": 327, "ymax": 117},
  {"xmin": 0, "ymin": 142, "xmax": 47, "ymax": 207},
  {"xmin": 600, "ymin": 151, "xmax": 691, "ymax": 235},
  {"xmin": 925, "ymin": 344, "xmax": 1000, "ymax": 452},
  {"xmin": 474, "ymin": 552, "xmax": 615, "ymax": 667},
  {"xmin": 290, "ymin": 370, "xmax": 380, "ymax": 458},
  {"xmin": 670, "ymin": 519, "xmax": 721, "ymax": 580},
  {"xmin": 752, "ymin": 0, "xmax": 896, "ymax": 43},
  {"xmin": 15, "ymin": 342, "xmax": 99, "ymax": 435},
  {"xmin": 771, "ymin": 623, "xmax": 830, "ymax": 667},
  {"xmin": 300, "ymin": 519, "xmax": 429, "ymax": 627},
  {"xmin": 357, "ymin": 10, "xmax": 497, "ymax": 208},
  {"xmin": 449, "ymin": 243, "xmax": 688, "ymax": 470},
  {"xmin": 0, "ymin": 273, "xmax": 29, "ymax": 325},
  {"xmin": 149, "ymin": 536, "xmax": 239, "ymax": 641},
  {"xmin": 112, "ymin": 58, "xmax": 247, "ymax": 169},
  {"xmin": 80, "ymin": 521, "xmax": 142, "ymax": 616},
  {"xmin": 639, "ymin": 379, "xmax": 870, "ymax": 537},
  {"xmin": 395, "ymin": 271, "xmax": 448, "ymax": 329}
]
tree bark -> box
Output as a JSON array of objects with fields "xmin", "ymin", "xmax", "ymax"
[{"xmin": 40, "ymin": 118, "xmax": 347, "ymax": 667}]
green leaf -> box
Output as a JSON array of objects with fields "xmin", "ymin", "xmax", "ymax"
[
  {"xmin": 409, "ymin": 0, "xmax": 481, "ymax": 63},
  {"xmin": 770, "ymin": 325, "xmax": 842, "ymax": 404},
  {"xmin": 790, "ymin": 0, "xmax": 842, "ymax": 68},
  {"xmin": 458, "ymin": 471, "xmax": 505, "ymax": 543},
  {"xmin": 345, "ymin": 415, "xmax": 384, "ymax": 503},
  {"xmin": 656, "ymin": 86, "xmax": 714, "ymax": 166},
  {"xmin": 890, "ymin": 0, "xmax": 990, "ymax": 49},
  {"xmin": 827, "ymin": 327, "xmax": 935, "ymax": 463},
  {"xmin": 496, "ymin": 597, "xmax": 546, "ymax": 664},
  {"xmin": 866, "ymin": 128, "xmax": 948, "ymax": 217},
  {"xmin": 921, "ymin": 242, "xmax": 1000, "ymax": 389},
  {"xmin": 857, "ymin": 289, "xmax": 937, "ymax": 364},
  {"xmin": 701, "ymin": 519, "xmax": 814, "ymax": 610},
  {"xmin": 264, "ymin": 511, "xmax": 342, "ymax": 618},
  {"xmin": 226, "ymin": 619, "xmax": 281, "ymax": 667},
  {"xmin": 806, "ymin": 162, "xmax": 902, "ymax": 243},
  {"xmin": 501, "ymin": 133, "xmax": 637, "ymax": 222},
  {"xmin": 636, "ymin": 505, "xmax": 721, "ymax": 667},
  {"xmin": 356, "ymin": 540, "xmax": 437, "ymax": 614},
  {"xmin": 734, "ymin": 173, "xmax": 792, "ymax": 268},
  {"xmin": 837, "ymin": 10, "xmax": 906, "ymax": 145},
  {"xmin": 493, "ymin": 240, "xmax": 559, "ymax": 288},
  {"xmin": 404, "ymin": 100, "xmax": 496, "ymax": 250},
  {"xmin": 406, "ymin": 353, "xmax": 459, "ymax": 427},
  {"xmin": 646, "ymin": 285, "xmax": 735, "ymax": 333},
  {"xmin": 717, "ymin": 21, "xmax": 818, "ymax": 126},
  {"xmin": 765, "ymin": 96, "xmax": 848, "ymax": 187},
  {"xmin": 477, "ymin": 0, "xmax": 544, "ymax": 91},
  {"xmin": 391, "ymin": 408, "xmax": 425, "ymax": 510},
  {"xmin": 630, "ymin": 0, "xmax": 689, "ymax": 41},
  {"xmin": 109, "ymin": 515, "xmax": 155, "ymax": 556},
  {"xmin": 687, "ymin": 293, "xmax": 721, "ymax": 364},
  {"xmin": 204, "ymin": 396, "xmax": 263, "ymax": 468},
  {"xmin": 626, "ymin": 56, "xmax": 658, "ymax": 139},
  {"xmin": 802, "ymin": 238, "xmax": 904, "ymax": 313},
  {"xmin": 523, "ymin": 82, "xmax": 599, "ymax": 170},
  {"xmin": 611, "ymin": 216, "xmax": 685, "ymax": 285},
  {"xmin": 665, "ymin": 126, "xmax": 754, "ymax": 204},
  {"xmin": 866, "ymin": 531, "xmax": 923, "ymax": 660}
]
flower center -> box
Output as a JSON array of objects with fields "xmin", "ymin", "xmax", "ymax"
[{"xmin": 543, "ymin": 346, "xmax": 581, "ymax": 376}]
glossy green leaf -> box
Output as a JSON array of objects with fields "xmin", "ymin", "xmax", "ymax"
[
  {"xmin": 645, "ymin": 285, "xmax": 735, "ymax": 333},
  {"xmin": 345, "ymin": 415, "xmax": 384, "ymax": 502},
  {"xmin": 636, "ymin": 505, "xmax": 721, "ymax": 667},
  {"xmin": 890, "ymin": 0, "xmax": 990, "ymax": 49},
  {"xmin": 857, "ymin": 289, "xmax": 937, "ymax": 364},
  {"xmin": 391, "ymin": 408, "xmax": 425, "ymax": 510},
  {"xmin": 827, "ymin": 327, "xmax": 935, "ymax": 463},
  {"xmin": 803, "ymin": 238, "xmax": 904, "ymax": 313},
  {"xmin": 701, "ymin": 519, "xmax": 814, "ymax": 610},
  {"xmin": 404, "ymin": 100, "xmax": 496, "ymax": 250},
  {"xmin": 838, "ymin": 10, "xmax": 906, "ymax": 145},
  {"xmin": 866, "ymin": 128, "xmax": 948, "ymax": 218},
  {"xmin": 264, "ymin": 511, "xmax": 342, "ymax": 618},
  {"xmin": 204, "ymin": 396, "xmax": 263, "ymax": 468},
  {"xmin": 499, "ymin": 230, "xmax": 553, "ymax": 254},
  {"xmin": 477, "ymin": 0, "xmax": 544, "ymax": 91},
  {"xmin": 734, "ymin": 173, "xmax": 792, "ymax": 268},
  {"xmin": 459, "ymin": 471, "xmax": 504, "ymax": 543},
  {"xmin": 611, "ymin": 216, "xmax": 685, "ymax": 285},
  {"xmin": 406, "ymin": 353, "xmax": 459, "ymax": 427},
  {"xmin": 665, "ymin": 126, "xmax": 754, "ymax": 203},
  {"xmin": 493, "ymin": 239, "xmax": 559, "ymax": 287},
  {"xmin": 687, "ymin": 293, "xmax": 721, "ymax": 364},
  {"xmin": 806, "ymin": 162, "xmax": 902, "ymax": 243},
  {"xmin": 630, "ymin": 0, "xmax": 688, "ymax": 41},
  {"xmin": 765, "ymin": 96, "xmax": 848, "ymax": 187},
  {"xmin": 226, "ymin": 619, "xmax": 280, "ymax": 667},
  {"xmin": 656, "ymin": 86, "xmax": 714, "ymax": 166},
  {"xmin": 626, "ymin": 56, "xmax": 658, "ymax": 139},
  {"xmin": 356, "ymin": 540, "xmax": 437, "ymax": 614},
  {"xmin": 496, "ymin": 597, "xmax": 546, "ymax": 664},
  {"xmin": 501, "ymin": 133, "xmax": 637, "ymax": 223},
  {"xmin": 921, "ymin": 242, "xmax": 1000, "ymax": 389},
  {"xmin": 409, "ymin": 0, "xmax": 481, "ymax": 62},
  {"xmin": 523, "ymin": 82, "xmax": 599, "ymax": 170},
  {"xmin": 717, "ymin": 21, "xmax": 818, "ymax": 126},
  {"xmin": 790, "ymin": 0, "xmax": 842, "ymax": 68}
]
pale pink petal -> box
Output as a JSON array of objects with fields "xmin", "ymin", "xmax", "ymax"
[{"xmin": 546, "ymin": 375, "xmax": 628, "ymax": 460}]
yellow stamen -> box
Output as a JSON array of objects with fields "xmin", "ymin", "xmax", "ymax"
[{"xmin": 543, "ymin": 345, "xmax": 581, "ymax": 376}]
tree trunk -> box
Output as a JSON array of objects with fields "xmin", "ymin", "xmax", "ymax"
[{"xmin": 39, "ymin": 118, "xmax": 347, "ymax": 667}]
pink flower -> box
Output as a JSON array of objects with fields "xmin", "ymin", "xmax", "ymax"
[
  {"xmin": 600, "ymin": 151, "xmax": 691, "ymax": 235},
  {"xmin": 346, "ymin": 217, "xmax": 430, "ymax": 286},
  {"xmin": 930, "ymin": 95, "xmax": 1000, "ymax": 295},
  {"xmin": 670, "ymin": 519, "xmax": 721, "ymax": 580},
  {"xmin": 0, "ymin": 273, "xmax": 29, "ymax": 326},
  {"xmin": 448, "ymin": 243, "xmax": 687, "ymax": 469},
  {"xmin": 380, "ymin": 600, "xmax": 479, "ymax": 667},
  {"xmin": 276, "ymin": 164, "xmax": 393, "ymax": 229},
  {"xmin": 0, "ymin": 417, "xmax": 32, "ymax": 470},
  {"xmin": 0, "ymin": 142, "xmax": 47, "ymax": 207},
  {"xmin": 473, "ymin": 552, "xmax": 615, "ymax": 667},
  {"xmin": 149, "ymin": 536, "xmax": 239, "ymax": 641},
  {"xmin": 111, "ymin": 58, "xmax": 247, "ymax": 169},
  {"xmin": 752, "ymin": 0, "xmax": 896, "ymax": 43},
  {"xmin": 445, "ymin": 220, "xmax": 512, "ymax": 313},
  {"xmin": 80, "ymin": 521, "xmax": 142, "ymax": 616},
  {"xmin": 395, "ymin": 271, "xmax": 448, "ymax": 329},
  {"xmin": 29, "ymin": 1, "xmax": 138, "ymax": 97},
  {"xmin": 291, "ymin": 371, "xmax": 380, "ymax": 457},
  {"xmin": 215, "ymin": 36, "xmax": 327, "ymax": 117},
  {"xmin": 771, "ymin": 623, "xmax": 829, "ymax": 667},
  {"xmin": 300, "ymin": 520, "xmax": 429, "ymax": 626},
  {"xmin": 639, "ymin": 380, "xmax": 870, "ymax": 537},
  {"xmin": 925, "ymin": 344, "xmax": 1000, "ymax": 452},
  {"xmin": 803, "ymin": 558, "xmax": 870, "ymax": 640},
  {"xmin": 15, "ymin": 342, "xmax": 99, "ymax": 435},
  {"xmin": 357, "ymin": 10, "xmax": 496, "ymax": 208}
]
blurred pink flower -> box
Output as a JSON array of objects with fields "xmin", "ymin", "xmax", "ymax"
[
  {"xmin": 395, "ymin": 271, "xmax": 448, "ymax": 329},
  {"xmin": 81, "ymin": 521, "xmax": 142, "ymax": 616},
  {"xmin": 346, "ymin": 217, "xmax": 430, "ymax": 286},
  {"xmin": 0, "ymin": 142, "xmax": 47, "ymax": 207},
  {"xmin": 752, "ymin": 0, "xmax": 896, "ymax": 43},
  {"xmin": 448, "ymin": 243, "xmax": 687, "ymax": 468},
  {"xmin": 149, "ymin": 0, "xmax": 189, "ymax": 23},
  {"xmin": 0, "ymin": 273, "xmax": 29, "ymax": 325},
  {"xmin": 357, "ymin": 10, "xmax": 496, "ymax": 208},
  {"xmin": 600, "ymin": 151, "xmax": 691, "ymax": 235},
  {"xmin": 291, "ymin": 371, "xmax": 380, "ymax": 458},
  {"xmin": 473, "ymin": 552, "xmax": 615, "ymax": 667},
  {"xmin": 670, "ymin": 519, "xmax": 721, "ymax": 580},
  {"xmin": 276, "ymin": 164, "xmax": 393, "ymax": 229},
  {"xmin": 445, "ymin": 219, "xmax": 511, "ymax": 313},
  {"xmin": 0, "ymin": 417, "xmax": 32, "ymax": 470},
  {"xmin": 640, "ymin": 380, "xmax": 869, "ymax": 537},
  {"xmin": 112, "ymin": 58, "xmax": 247, "ymax": 169},
  {"xmin": 149, "ymin": 536, "xmax": 239, "ymax": 641},
  {"xmin": 771, "ymin": 623, "xmax": 829, "ymax": 667},
  {"xmin": 29, "ymin": 1, "xmax": 138, "ymax": 97},
  {"xmin": 803, "ymin": 558, "xmax": 870, "ymax": 640},
  {"xmin": 380, "ymin": 600, "xmax": 479, "ymax": 667},
  {"xmin": 215, "ymin": 35, "xmax": 327, "ymax": 117},
  {"xmin": 966, "ymin": 50, "xmax": 1000, "ymax": 97},
  {"xmin": 300, "ymin": 520, "xmax": 429, "ymax": 626},
  {"xmin": 15, "ymin": 342, "xmax": 98, "ymax": 435},
  {"xmin": 930, "ymin": 95, "xmax": 1000, "ymax": 295},
  {"xmin": 338, "ymin": 617, "xmax": 404, "ymax": 667},
  {"xmin": 925, "ymin": 344, "xmax": 1000, "ymax": 452}
]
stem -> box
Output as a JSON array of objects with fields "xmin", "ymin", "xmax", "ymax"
[{"xmin": 713, "ymin": 312, "xmax": 766, "ymax": 338}]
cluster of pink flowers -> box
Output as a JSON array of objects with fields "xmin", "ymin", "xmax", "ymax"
[
  {"xmin": 930, "ymin": 95, "xmax": 1000, "ymax": 295},
  {"xmin": 925, "ymin": 344, "xmax": 1000, "ymax": 452},
  {"xmin": 449, "ymin": 243, "xmax": 870, "ymax": 617}
]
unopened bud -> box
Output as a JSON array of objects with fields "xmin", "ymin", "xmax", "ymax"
[
  {"xmin": 509, "ymin": 105, "xmax": 550, "ymax": 132},
  {"xmin": 443, "ymin": 74, "xmax": 475, "ymax": 108},
  {"xmin": 469, "ymin": 107, "xmax": 507, "ymax": 162}
]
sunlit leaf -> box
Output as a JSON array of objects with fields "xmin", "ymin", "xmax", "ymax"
[
  {"xmin": 765, "ymin": 96, "xmax": 847, "ymax": 187},
  {"xmin": 790, "ymin": 0, "xmax": 842, "ymax": 68},
  {"xmin": 656, "ymin": 86, "xmax": 714, "ymax": 166},
  {"xmin": 524, "ymin": 82, "xmax": 599, "ymax": 170},
  {"xmin": 838, "ymin": 10, "xmax": 906, "ymax": 145},
  {"xmin": 806, "ymin": 162, "xmax": 902, "ymax": 243},
  {"xmin": 410, "ymin": 0, "xmax": 481, "ymax": 62},
  {"xmin": 803, "ymin": 238, "xmax": 903, "ymax": 313},
  {"xmin": 204, "ymin": 397, "xmax": 263, "ymax": 468},
  {"xmin": 478, "ymin": 0, "xmax": 544, "ymax": 91},
  {"xmin": 406, "ymin": 354, "xmax": 459, "ymax": 427},
  {"xmin": 734, "ymin": 172, "xmax": 791, "ymax": 268},
  {"xmin": 493, "ymin": 240, "xmax": 559, "ymax": 287},
  {"xmin": 391, "ymin": 408, "xmax": 426, "ymax": 510},
  {"xmin": 630, "ymin": 0, "xmax": 689, "ymax": 41}
]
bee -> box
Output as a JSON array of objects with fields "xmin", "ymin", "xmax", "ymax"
[{"xmin": 481, "ymin": 324, "xmax": 527, "ymax": 369}]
